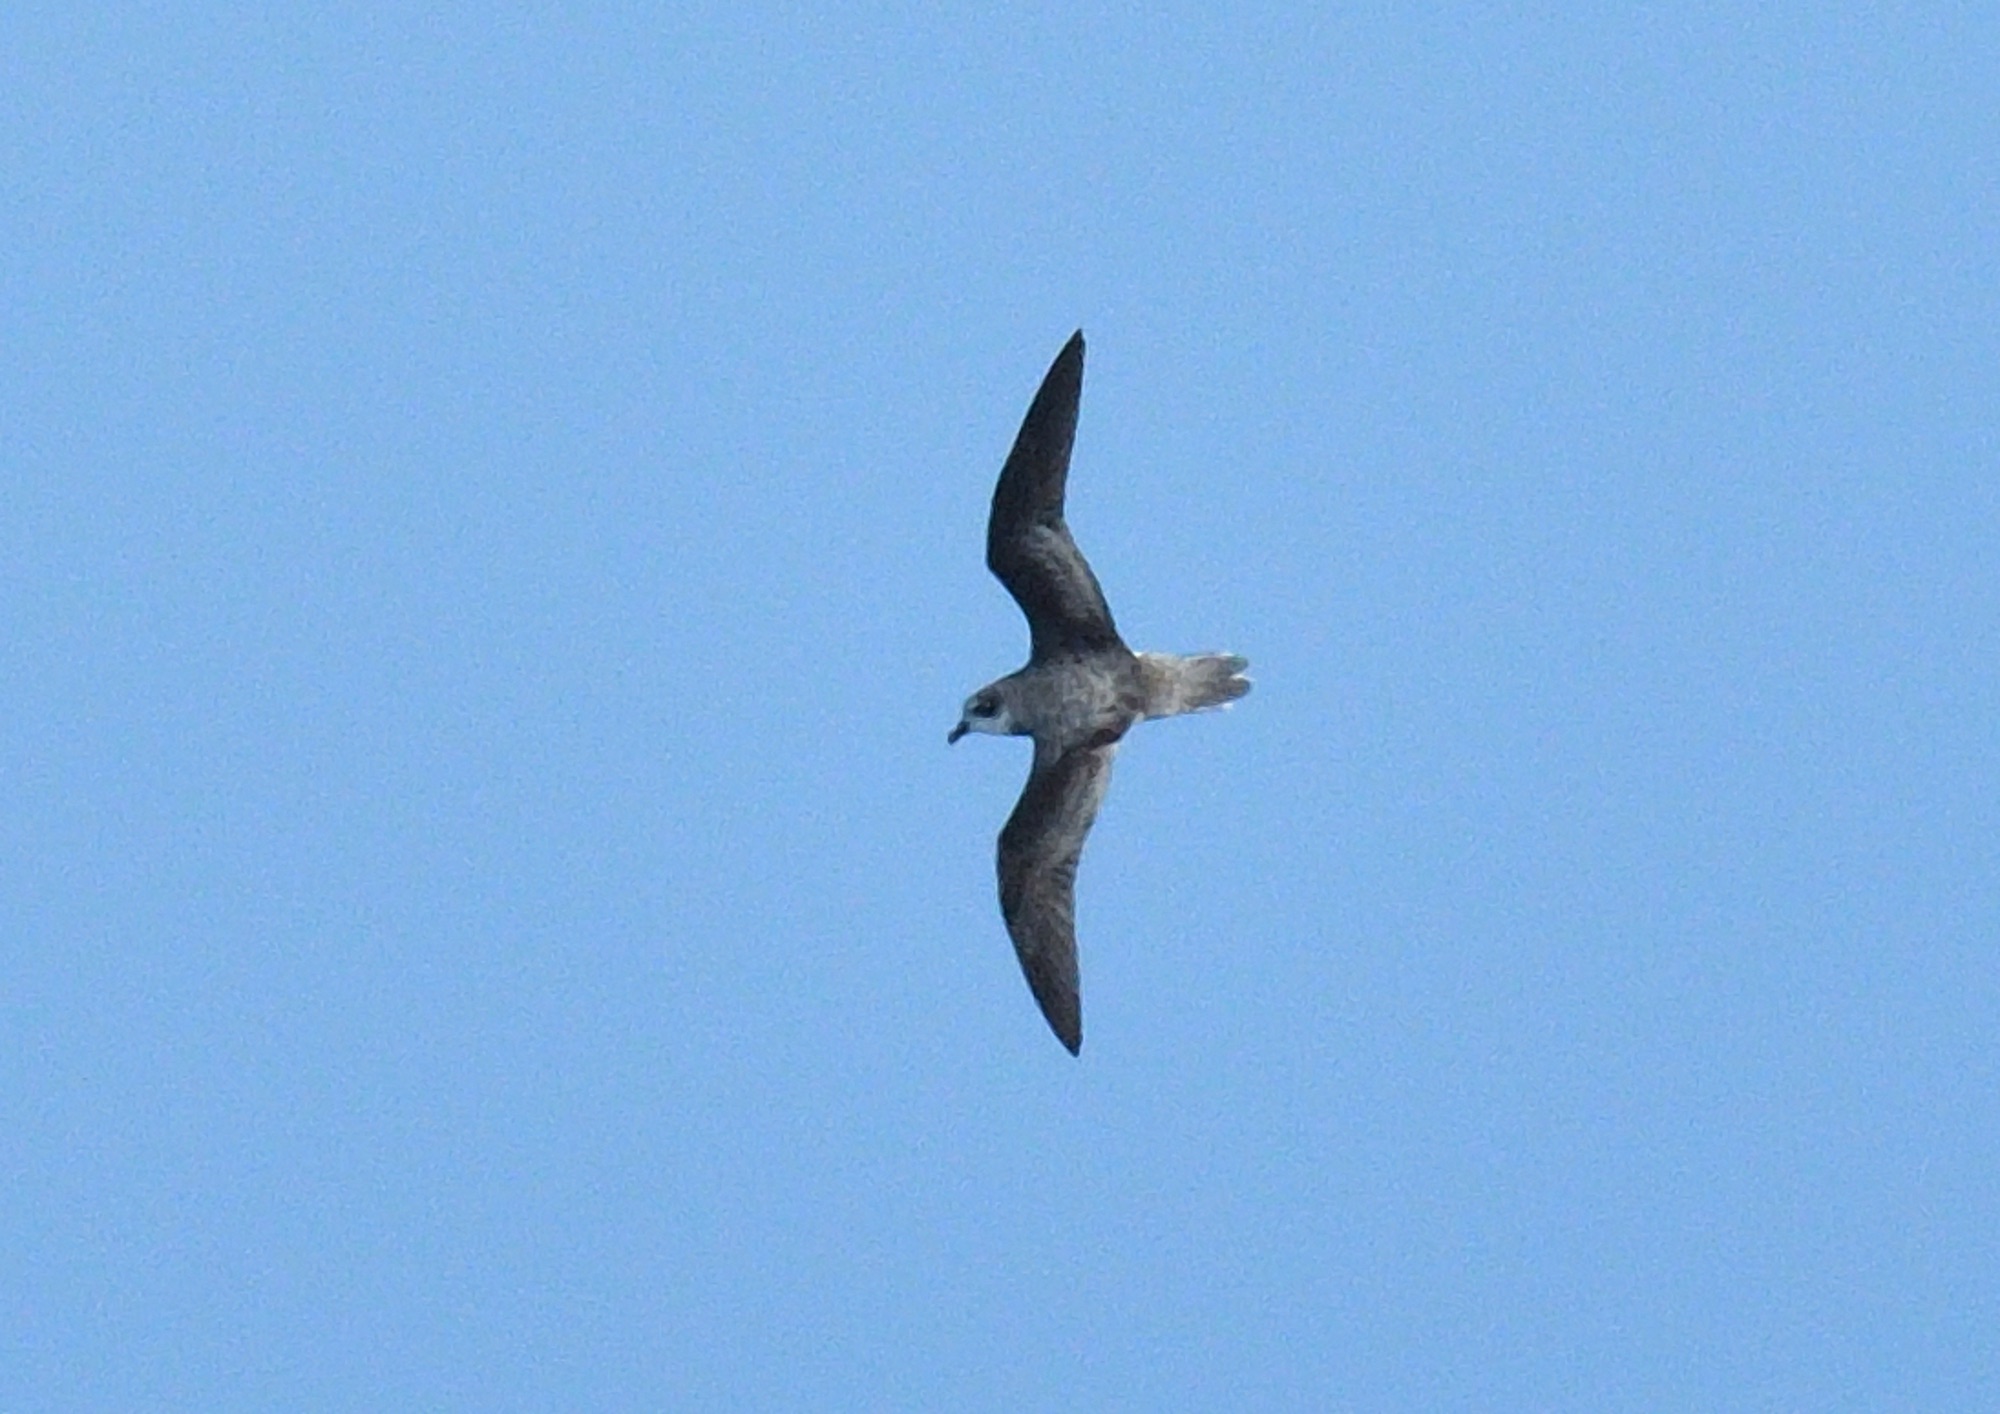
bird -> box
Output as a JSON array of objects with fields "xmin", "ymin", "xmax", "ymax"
[{"xmin": 951, "ymin": 330, "xmax": 1249, "ymax": 1055}]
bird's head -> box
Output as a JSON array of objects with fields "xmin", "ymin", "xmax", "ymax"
[{"xmin": 949, "ymin": 684, "xmax": 1017, "ymax": 744}]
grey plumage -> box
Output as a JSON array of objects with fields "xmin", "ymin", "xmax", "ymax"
[{"xmin": 952, "ymin": 330, "xmax": 1250, "ymax": 1055}]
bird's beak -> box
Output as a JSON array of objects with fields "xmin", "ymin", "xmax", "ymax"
[{"xmin": 948, "ymin": 721, "xmax": 968, "ymax": 745}]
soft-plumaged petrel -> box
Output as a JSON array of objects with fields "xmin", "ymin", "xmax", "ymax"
[{"xmin": 951, "ymin": 330, "xmax": 1250, "ymax": 1055}]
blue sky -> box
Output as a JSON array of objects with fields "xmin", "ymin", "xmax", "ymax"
[{"xmin": 5, "ymin": 3, "xmax": 1997, "ymax": 1409}]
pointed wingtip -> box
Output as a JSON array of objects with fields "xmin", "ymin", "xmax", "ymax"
[
  {"xmin": 1020, "ymin": 951, "xmax": 1084, "ymax": 1056},
  {"xmin": 1041, "ymin": 994, "xmax": 1082, "ymax": 1055},
  {"xmin": 1014, "ymin": 933, "xmax": 1084, "ymax": 1056}
]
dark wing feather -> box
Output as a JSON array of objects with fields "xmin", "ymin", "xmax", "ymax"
[
  {"xmin": 996, "ymin": 743, "xmax": 1116, "ymax": 1055},
  {"xmin": 986, "ymin": 330, "xmax": 1124, "ymax": 660}
]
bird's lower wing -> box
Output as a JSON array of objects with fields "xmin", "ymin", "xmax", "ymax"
[{"xmin": 996, "ymin": 743, "xmax": 1116, "ymax": 1055}]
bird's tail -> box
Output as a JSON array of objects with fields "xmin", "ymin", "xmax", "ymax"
[{"xmin": 1137, "ymin": 652, "xmax": 1252, "ymax": 719}]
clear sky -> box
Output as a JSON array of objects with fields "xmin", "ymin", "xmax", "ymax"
[{"xmin": 5, "ymin": 4, "xmax": 1996, "ymax": 1409}]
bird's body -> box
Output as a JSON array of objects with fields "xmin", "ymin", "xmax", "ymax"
[
  {"xmin": 975, "ymin": 653, "xmax": 1138, "ymax": 755},
  {"xmin": 952, "ymin": 331, "xmax": 1249, "ymax": 1055}
]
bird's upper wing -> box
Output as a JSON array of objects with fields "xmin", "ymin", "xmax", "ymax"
[
  {"xmin": 996, "ymin": 740, "xmax": 1116, "ymax": 1055},
  {"xmin": 986, "ymin": 331, "xmax": 1124, "ymax": 660}
]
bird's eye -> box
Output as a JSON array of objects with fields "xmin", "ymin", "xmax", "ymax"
[{"xmin": 973, "ymin": 696, "xmax": 997, "ymax": 717}]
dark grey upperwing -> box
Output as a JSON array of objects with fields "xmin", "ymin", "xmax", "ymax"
[
  {"xmin": 996, "ymin": 742, "xmax": 1116, "ymax": 1055},
  {"xmin": 987, "ymin": 330, "xmax": 1124, "ymax": 661}
]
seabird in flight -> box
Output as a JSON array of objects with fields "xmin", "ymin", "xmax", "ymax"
[{"xmin": 951, "ymin": 330, "xmax": 1250, "ymax": 1055}]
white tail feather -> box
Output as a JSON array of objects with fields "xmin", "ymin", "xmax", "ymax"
[{"xmin": 1137, "ymin": 652, "xmax": 1251, "ymax": 719}]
